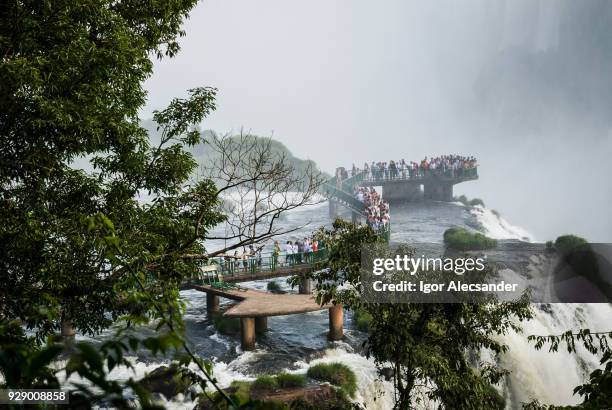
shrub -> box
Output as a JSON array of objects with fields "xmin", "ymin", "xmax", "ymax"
[
  {"xmin": 553, "ymin": 235, "xmax": 600, "ymax": 285},
  {"xmin": 276, "ymin": 372, "xmax": 307, "ymax": 388},
  {"xmin": 267, "ymin": 281, "xmax": 282, "ymax": 292},
  {"xmin": 554, "ymin": 234, "xmax": 589, "ymax": 254},
  {"xmin": 468, "ymin": 198, "xmax": 485, "ymax": 207},
  {"xmin": 352, "ymin": 309, "xmax": 372, "ymax": 332},
  {"xmin": 251, "ymin": 375, "xmax": 278, "ymax": 391},
  {"xmin": 307, "ymin": 362, "xmax": 357, "ymax": 398},
  {"xmin": 228, "ymin": 380, "xmax": 252, "ymax": 401},
  {"xmin": 545, "ymin": 240, "xmax": 554, "ymax": 251},
  {"xmin": 213, "ymin": 316, "xmax": 241, "ymax": 335},
  {"xmin": 454, "ymin": 195, "xmax": 469, "ymax": 206},
  {"xmin": 443, "ymin": 227, "xmax": 497, "ymax": 250}
]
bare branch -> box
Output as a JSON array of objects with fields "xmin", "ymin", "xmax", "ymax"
[{"xmin": 198, "ymin": 131, "xmax": 326, "ymax": 254}]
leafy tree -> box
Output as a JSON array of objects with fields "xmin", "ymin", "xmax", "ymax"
[
  {"xmin": 527, "ymin": 329, "xmax": 612, "ymax": 409},
  {"xmin": 0, "ymin": 1, "xmax": 243, "ymax": 407},
  {"xmin": 1, "ymin": 2, "xmax": 327, "ymax": 407},
  {"xmin": 298, "ymin": 220, "xmax": 532, "ymax": 409}
]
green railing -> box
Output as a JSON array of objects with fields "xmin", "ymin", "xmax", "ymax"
[
  {"xmin": 341, "ymin": 170, "xmax": 367, "ymax": 191},
  {"xmin": 364, "ymin": 166, "xmax": 478, "ymax": 183},
  {"xmin": 323, "ymin": 183, "xmax": 366, "ymax": 215},
  {"xmin": 198, "ymin": 247, "xmax": 331, "ymax": 279}
]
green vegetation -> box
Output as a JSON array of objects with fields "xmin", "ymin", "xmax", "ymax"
[
  {"xmin": 251, "ymin": 375, "xmax": 278, "ymax": 391},
  {"xmin": 139, "ymin": 365, "xmax": 193, "ymax": 400},
  {"xmin": 276, "ymin": 372, "xmax": 307, "ymax": 388},
  {"xmin": 187, "ymin": 132, "xmax": 331, "ymax": 182},
  {"xmin": 469, "ymin": 198, "xmax": 485, "ymax": 207},
  {"xmin": 295, "ymin": 220, "xmax": 530, "ymax": 409},
  {"xmin": 249, "ymin": 372, "xmax": 307, "ymax": 391},
  {"xmin": 454, "ymin": 195, "xmax": 486, "ymax": 208},
  {"xmin": 352, "ymin": 308, "xmax": 373, "ymax": 332},
  {"xmin": 306, "ymin": 362, "xmax": 357, "ymax": 398},
  {"xmin": 202, "ymin": 378, "xmax": 358, "ymax": 410},
  {"xmin": 0, "ymin": 1, "xmax": 243, "ymax": 407},
  {"xmin": 528, "ymin": 329, "xmax": 612, "ymax": 409},
  {"xmin": 443, "ymin": 227, "xmax": 498, "ymax": 250},
  {"xmin": 213, "ymin": 316, "xmax": 241, "ymax": 335},
  {"xmin": 554, "ymin": 234, "xmax": 589, "ymax": 254},
  {"xmin": 545, "ymin": 240, "xmax": 554, "ymax": 250},
  {"xmin": 228, "ymin": 380, "xmax": 252, "ymax": 400}
]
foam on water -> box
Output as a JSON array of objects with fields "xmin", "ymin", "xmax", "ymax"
[
  {"xmin": 292, "ymin": 346, "xmax": 396, "ymax": 409},
  {"xmin": 499, "ymin": 303, "xmax": 612, "ymax": 407},
  {"xmin": 471, "ymin": 205, "xmax": 534, "ymax": 242},
  {"xmin": 65, "ymin": 199, "xmax": 611, "ymax": 409}
]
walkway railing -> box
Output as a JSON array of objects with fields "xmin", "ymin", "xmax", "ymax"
[
  {"xmin": 199, "ymin": 247, "xmax": 331, "ymax": 278},
  {"xmin": 362, "ymin": 166, "xmax": 478, "ymax": 184},
  {"xmin": 323, "ymin": 183, "xmax": 367, "ymax": 215}
]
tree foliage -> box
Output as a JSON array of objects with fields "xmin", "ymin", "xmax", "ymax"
[
  {"xmin": 527, "ymin": 329, "xmax": 612, "ymax": 409},
  {"xmin": 443, "ymin": 227, "xmax": 497, "ymax": 251},
  {"xmin": 299, "ymin": 220, "xmax": 532, "ymax": 409},
  {"xmin": 0, "ymin": 1, "xmax": 245, "ymax": 407}
]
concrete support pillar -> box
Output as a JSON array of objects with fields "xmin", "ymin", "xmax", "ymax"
[
  {"xmin": 206, "ymin": 294, "xmax": 219, "ymax": 313},
  {"xmin": 382, "ymin": 183, "xmax": 421, "ymax": 203},
  {"xmin": 328, "ymin": 304, "xmax": 344, "ymax": 341},
  {"xmin": 255, "ymin": 317, "xmax": 268, "ymax": 334},
  {"xmin": 241, "ymin": 317, "xmax": 256, "ymax": 350},
  {"xmin": 298, "ymin": 277, "xmax": 312, "ymax": 294},
  {"xmin": 351, "ymin": 210, "xmax": 360, "ymax": 224},
  {"xmin": 423, "ymin": 183, "xmax": 453, "ymax": 201},
  {"xmin": 328, "ymin": 199, "xmax": 338, "ymax": 219},
  {"xmin": 61, "ymin": 319, "xmax": 76, "ymax": 341},
  {"xmin": 442, "ymin": 183, "xmax": 453, "ymax": 201}
]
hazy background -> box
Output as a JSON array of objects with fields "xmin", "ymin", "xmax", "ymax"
[{"xmin": 143, "ymin": 0, "xmax": 612, "ymax": 242}]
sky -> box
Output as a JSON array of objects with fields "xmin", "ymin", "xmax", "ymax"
[{"xmin": 143, "ymin": 0, "xmax": 612, "ymax": 242}]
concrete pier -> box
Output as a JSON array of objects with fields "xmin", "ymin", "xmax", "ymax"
[
  {"xmin": 382, "ymin": 182, "xmax": 422, "ymax": 202},
  {"xmin": 241, "ymin": 317, "xmax": 256, "ymax": 350},
  {"xmin": 423, "ymin": 182, "xmax": 453, "ymax": 201},
  {"xmin": 328, "ymin": 199, "xmax": 338, "ymax": 219},
  {"xmin": 255, "ymin": 317, "xmax": 268, "ymax": 334},
  {"xmin": 328, "ymin": 304, "xmax": 344, "ymax": 340},
  {"xmin": 206, "ymin": 294, "xmax": 219, "ymax": 313},
  {"xmin": 61, "ymin": 320, "xmax": 76, "ymax": 340},
  {"xmin": 298, "ymin": 277, "xmax": 312, "ymax": 294}
]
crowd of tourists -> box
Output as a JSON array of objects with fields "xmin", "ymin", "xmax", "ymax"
[
  {"xmin": 281, "ymin": 237, "xmax": 321, "ymax": 265},
  {"xmin": 354, "ymin": 186, "xmax": 390, "ymax": 230},
  {"xmin": 216, "ymin": 237, "xmax": 323, "ymax": 273},
  {"xmin": 348, "ymin": 154, "xmax": 477, "ymax": 180}
]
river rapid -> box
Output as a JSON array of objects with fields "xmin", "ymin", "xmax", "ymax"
[{"xmin": 75, "ymin": 199, "xmax": 612, "ymax": 409}]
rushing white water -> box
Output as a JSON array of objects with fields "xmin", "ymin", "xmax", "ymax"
[
  {"xmin": 472, "ymin": 203, "xmax": 612, "ymax": 408},
  {"xmin": 471, "ymin": 205, "xmax": 534, "ymax": 242},
  {"xmin": 72, "ymin": 199, "xmax": 610, "ymax": 410}
]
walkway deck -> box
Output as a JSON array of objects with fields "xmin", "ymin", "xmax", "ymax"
[{"xmin": 189, "ymin": 284, "xmax": 330, "ymax": 317}]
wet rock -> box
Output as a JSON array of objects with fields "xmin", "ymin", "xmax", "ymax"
[
  {"xmin": 379, "ymin": 367, "xmax": 394, "ymax": 381},
  {"xmin": 139, "ymin": 365, "xmax": 193, "ymax": 400}
]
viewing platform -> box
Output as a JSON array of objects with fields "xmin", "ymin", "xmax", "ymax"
[{"xmin": 326, "ymin": 166, "xmax": 478, "ymax": 207}]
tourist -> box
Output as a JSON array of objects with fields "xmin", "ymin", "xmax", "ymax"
[{"xmin": 285, "ymin": 241, "xmax": 293, "ymax": 265}]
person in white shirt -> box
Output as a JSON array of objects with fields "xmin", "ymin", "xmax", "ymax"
[{"xmin": 285, "ymin": 241, "xmax": 294, "ymax": 265}]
